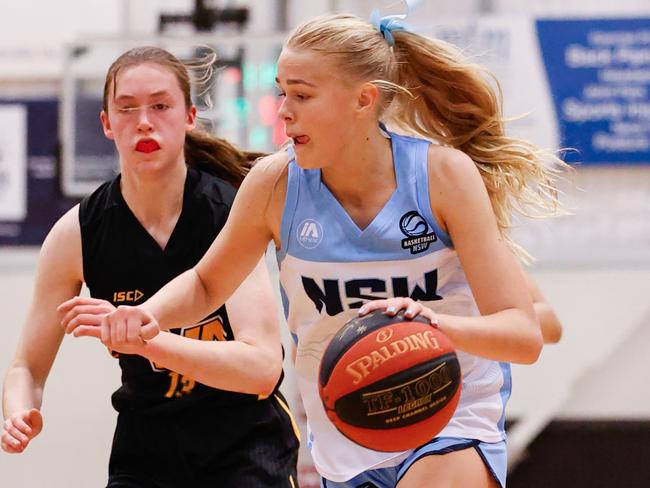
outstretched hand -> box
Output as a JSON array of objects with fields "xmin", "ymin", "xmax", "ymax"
[
  {"xmin": 58, "ymin": 297, "xmax": 160, "ymax": 353},
  {"xmin": 1, "ymin": 408, "xmax": 43, "ymax": 454},
  {"xmin": 58, "ymin": 296, "xmax": 115, "ymax": 335},
  {"xmin": 357, "ymin": 297, "xmax": 439, "ymax": 326}
]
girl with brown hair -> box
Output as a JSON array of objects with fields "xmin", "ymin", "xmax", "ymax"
[{"xmin": 2, "ymin": 46, "xmax": 299, "ymax": 487}]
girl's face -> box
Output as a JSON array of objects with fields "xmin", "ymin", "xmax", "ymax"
[
  {"xmin": 100, "ymin": 62, "xmax": 196, "ymax": 175},
  {"xmin": 276, "ymin": 48, "xmax": 366, "ymax": 169}
]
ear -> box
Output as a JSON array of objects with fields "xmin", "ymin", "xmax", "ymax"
[
  {"xmin": 356, "ymin": 82, "xmax": 380, "ymax": 118},
  {"xmin": 100, "ymin": 110, "xmax": 114, "ymax": 140},
  {"xmin": 186, "ymin": 105, "xmax": 197, "ymax": 132}
]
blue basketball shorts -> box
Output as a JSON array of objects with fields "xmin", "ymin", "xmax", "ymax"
[{"xmin": 320, "ymin": 437, "xmax": 506, "ymax": 488}]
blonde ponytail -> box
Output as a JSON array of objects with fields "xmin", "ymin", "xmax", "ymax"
[{"xmin": 389, "ymin": 31, "xmax": 568, "ymax": 259}]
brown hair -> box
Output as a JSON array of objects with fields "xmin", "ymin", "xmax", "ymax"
[
  {"xmin": 102, "ymin": 46, "xmax": 264, "ymax": 186},
  {"xmin": 286, "ymin": 14, "xmax": 569, "ymax": 260}
]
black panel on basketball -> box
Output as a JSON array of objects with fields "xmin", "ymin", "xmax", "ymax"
[{"xmin": 333, "ymin": 353, "xmax": 461, "ymax": 429}]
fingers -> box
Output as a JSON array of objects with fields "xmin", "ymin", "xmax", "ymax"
[
  {"xmin": 65, "ymin": 303, "xmax": 160, "ymax": 352},
  {"xmin": 119, "ymin": 306, "xmax": 159, "ymax": 342},
  {"xmin": 12, "ymin": 417, "xmax": 33, "ymax": 437},
  {"xmin": 27, "ymin": 409, "xmax": 43, "ymax": 435},
  {"xmin": 57, "ymin": 296, "xmax": 89, "ymax": 313},
  {"xmin": 63, "ymin": 312, "xmax": 105, "ymax": 334},
  {"xmin": 124, "ymin": 313, "xmax": 140, "ymax": 345},
  {"xmin": 1, "ymin": 439, "xmax": 22, "ymax": 453},
  {"xmin": 358, "ymin": 297, "xmax": 415, "ymax": 316},
  {"xmin": 111, "ymin": 316, "xmax": 127, "ymax": 345},
  {"xmin": 1, "ymin": 412, "xmax": 42, "ymax": 453},
  {"xmin": 1, "ymin": 435, "xmax": 25, "ymax": 453},
  {"xmin": 140, "ymin": 323, "xmax": 160, "ymax": 342},
  {"xmin": 3, "ymin": 418, "xmax": 29, "ymax": 445},
  {"xmin": 59, "ymin": 297, "xmax": 115, "ymax": 334},
  {"xmin": 126, "ymin": 317, "xmax": 141, "ymax": 344},
  {"xmin": 72, "ymin": 325, "xmax": 102, "ymax": 339},
  {"xmin": 101, "ymin": 315, "xmax": 111, "ymax": 345},
  {"xmin": 357, "ymin": 299, "xmax": 393, "ymax": 316},
  {"xmin": 358, "ymin": 298, "xmax": 438, "ymax": 325},
  {"xmin": 57, "ymin": 296, "xmax": 110, "ymax": 314},
  {"xmin": 96, "ymin": 306, "xmax": 158, "ymax": 350},
  {"xmin": 413, "ymin": 306, "xmax": 440, "ymax": 327}
]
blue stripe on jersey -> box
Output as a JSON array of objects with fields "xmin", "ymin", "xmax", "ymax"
[
  {"xmin": 497, "ymin": 362, "xmax": 512, "ymax": 433},
  {"xmin": 279, "ymin": 283, "xmax": 299, "ymax": 346},
  {"xmin": 279, "ymin": 283, "xmax": 290, "ymax": 320},
  {"xmin": 277, "ymin": 132, "xmax": 452, "ymax": 264},
  {"xmin": 277, "ymin": 155, "xmax": 300, "ymax": 264},
  {"xmin": 413, "ymin": 138, "xmax": 452, "ymax": 248}
]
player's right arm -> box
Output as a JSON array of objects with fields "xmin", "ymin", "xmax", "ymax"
[
  {"xmin": 145, "ymin": 152, "xmax": 286, "ymax": 330},
  {"xmin": 2, "ymin": 206, "xmax": 83, "ymax": 453},
  {"xmin": 69, "ymin": 152, "xmax": 289, "ymax": 344}
]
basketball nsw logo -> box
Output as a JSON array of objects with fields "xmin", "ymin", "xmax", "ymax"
[
  {"xmin": 399, "ymin": 211, "xmax": 437, "ymax": 254},
  {"xmin": 297, "ymin": 218, "xmax": 323, "ymax": 249}
]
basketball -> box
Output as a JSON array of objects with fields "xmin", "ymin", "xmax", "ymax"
[{"xmin": 318, "ymin": 310, "xmax": 461, "ymax": 452}]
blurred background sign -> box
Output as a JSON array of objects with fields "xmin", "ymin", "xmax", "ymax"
[
  {"xmin": 0, "ymin": 105, "xmax": 27, "ymax": 222},
  {"xmin": 537, "ymin": 18, "xmax": 650, "ymax": 165}
]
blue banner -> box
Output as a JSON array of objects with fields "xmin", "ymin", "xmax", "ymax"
[
  {"xmin": 0, "ymin": 100, "xmax": 78, "ymax": 245},
  {"xmin": 536, "ymin": 18, "xmax": 650, "ymax": 165}
]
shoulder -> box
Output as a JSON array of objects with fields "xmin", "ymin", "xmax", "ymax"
[
  {"xmin": 426, "ymin": 145, "xmax": 490, "ymax": 231},
  {"xmin": 243, "ymin": 150, "xmax": 290, "ymax": 203},
  {"xmin": 244, "ymin": 150, "xmax": 290, "ymax": 237},
  {"xmin": 79, "ymin": 176, "xmax": 119, "ymax": 227},
  {"xmin": 426, "ymin": 144, "xmax": 483, "ymax": 189},
  {"xmin": 40, "ymin": 204, "xmax": 83, "ymax": 279},
  {"xmin": 249, "ymin": 150, "xmax": 290, "ymax": 184},
  {"xmin": 192, "ymin": 167, "xmax": 238, "ymax": 208},
  {"xmin": 49, "ymin": 204, "xmax": 81, "ymax": 241}
]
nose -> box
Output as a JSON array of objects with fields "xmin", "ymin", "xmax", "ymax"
[
  {"xmin": 277, "ymin": 98, "xmax": 293, "ymax": 123},
  {"xmin": 136, "ymin": 108, "xmax": 153, "ymax": 133}
]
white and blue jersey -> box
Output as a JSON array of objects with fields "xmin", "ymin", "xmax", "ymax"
[{"xmin": 277, "ymin": 131, "xmax": 512, "ymax": 482}]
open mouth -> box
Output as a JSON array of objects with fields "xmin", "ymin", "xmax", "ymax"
[
  {"xmin": 291, "ymin": 135, "xmax": 310, "ymax": 146},
  {"xmin": 135, "ymin": 139, "xmax": 161, "ymax": 153}
]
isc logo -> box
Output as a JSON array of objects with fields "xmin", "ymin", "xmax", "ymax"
[{"xmin": 113, "ymin": 289, "xmax": 144, "ymax": 303}]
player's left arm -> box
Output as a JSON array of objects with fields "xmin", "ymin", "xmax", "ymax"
[
  {"xmin": 132, "ymin": 258, "xmax": 282, "ymax": 396},
  {"xmin": 522, "ymin": 270, "xmax": 562, "ymax": 344},
  {"xmin": 428, "ymin": 147, "xmax": 543, "ymax": 363},
  {"xmin": 360, "ymin": 147, "xmax": 543, "ymax": 363}
]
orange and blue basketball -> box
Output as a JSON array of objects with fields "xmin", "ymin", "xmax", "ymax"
[{"xmin": 319, "ymin": 310, "xmax": 461, "ymax": 452}]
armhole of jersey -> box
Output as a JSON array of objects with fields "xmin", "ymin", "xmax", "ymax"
[
  {"xmin": 415, "ymin": 142, "xmax": 453, "ymax": 249},
  {"xmin": 277, "ymin": 150, "xmax": 299, "ymax": 263}
]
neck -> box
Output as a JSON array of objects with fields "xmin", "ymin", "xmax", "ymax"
[
  {"xmin": 120, "ymin": 162, "xmax": 187, "ymax": 230},
  {"xmin": 321, "ymin": 124, "xmax": 394, "ymax": 205}
]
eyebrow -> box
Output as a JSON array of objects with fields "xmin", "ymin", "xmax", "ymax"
[
  {"xmin": 114, "ymin": 91, "xmax": 172, "ymax": 103},
  {"xmin": 275, "ymin": 77, "xmax": 316, "ymax": 87}
]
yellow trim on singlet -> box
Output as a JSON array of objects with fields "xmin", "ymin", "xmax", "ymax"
[
  {"xmin": 274, "ymin": 393, "xmax": 301, "ymax": 442},
  {"xmin": 289, "ymin": 474, "xmax": 296, "ymax": 488}
]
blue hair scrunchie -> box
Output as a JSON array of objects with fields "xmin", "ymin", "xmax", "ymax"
[{"xmin": 369, "ymin": 0, "xmax": 421, "ymax": 47}]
